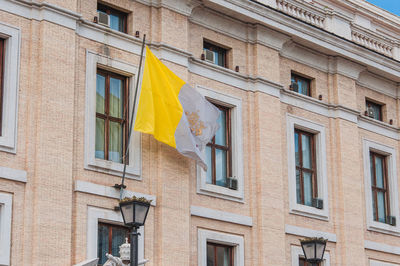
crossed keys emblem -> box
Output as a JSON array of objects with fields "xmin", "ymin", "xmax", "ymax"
[{"xmin": 185, "ymin": 111, "xmax": 206, "ymax": 136}]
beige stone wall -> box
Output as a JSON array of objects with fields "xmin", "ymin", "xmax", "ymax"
[{"xmin": 1, "ymin": 0, "xmax": 400, "ymax": 265}]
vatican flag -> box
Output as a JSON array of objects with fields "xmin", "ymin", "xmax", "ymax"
[{"xmin": 134, "ymin": 46, "xmax": 220, "ymax": 170}]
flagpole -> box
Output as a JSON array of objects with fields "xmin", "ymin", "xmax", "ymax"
[{"xmin": 115, "ymin": 34, "xmax": 146, "ymax": 200}]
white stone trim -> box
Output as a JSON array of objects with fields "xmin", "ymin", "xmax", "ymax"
[
  {"xmin": 0, "ymin": 166, "xmax": 27, "ymax": 183},
  {"xmin": 190, "ymin": 206, "xmax": 252, "ymax": 226},
  {"xmin": 362, "ymin": 139, "xmax": 400, "ymax": 235},
  {"xmin": 365, "ymin": 240, "xmax": 400, "ymax": 256},
  {"xmin": 73, "ymin": 258, "xmax": 99, "ymax": 266},
  {"xmin": 370, "ymin": 259, "xmax": 400, "ymax": 266},
  {"xmin": 285, "ymin": 224, "xmax": 336, "ymax": 242},
  {"xmin": 0, "ymin": 22, "xmax": 21, "ymax": 154},
  {"xmin": 84, "ymin": 50, "xmax": 141, "ymax": 179},
  {"xmin": 75, "ymin": 180, "xmax": 156, "ymax": 206},
  {"xmin": 286, "ymin": 114, "xmax": 329, "ymax": 220},
  {"xmin": 198, "ymin": 229, "xmax": 244, "ymax": 266},
  {"xmin": 0, "ymin": 193, "xmax": 12, "ymax": 266},
  {"xmin": 358, "ymin": 117, "xmax": 399, "ymax": 140},
  {"xmin": 291, "ymin": 245, "xmax": 330, "ymax": 266},
  {"xmin": 87, "ymin": 206, "xmax": 147, "ymax": 264},
  {"xmin": 195, "ymin": 86, "xmax": 244, "ymax": 202}
]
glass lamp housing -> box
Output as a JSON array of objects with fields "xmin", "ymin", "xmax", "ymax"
[
  {"xmin": 119, "ymin": 200, "xmax": 150, "ymax": 227},
  {"xmin": 300, "ymin": 238, "xmax": 327, "ymax": 264}
]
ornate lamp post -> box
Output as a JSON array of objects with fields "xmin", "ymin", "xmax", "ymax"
[
  {"xmin": 119, "ymin": 197, "xmax": 151, "ymax": 266},
  {"xmin": 300, "ymin": 238, "xmax": 327, "ymax": 266}
]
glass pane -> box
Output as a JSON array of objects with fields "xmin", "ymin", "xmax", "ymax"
[
  {"xmin": 295, "ymin": 132, "xmax": 300, "ymax": 166},
  {"xmin": 377, "ymin": 191, "xmax": 386, "ymax": 223},
  {"xmin": 301, "ymin": 134, "xmax": 312, "ymax": 169},
  {"xmin": 375, "ymin": 156, "xmax": 384, "ymax": 188},
  {"xmin": 303, "ymin": 172, "xmax": 313, "ymax": 206},
  {"xmin": 111, "ymin": 227, "xmax": 127, "ymax": 256},
  {"xmin": 370, "ymin": 154, "xmax": 374, "ymax": 185},
  {"xmin": 372, "ymin": 191, "xmax": 377, "ymax": 221},
  {"xmin": 216, "ymin": 246, "xmax": 231, "ymax": 266},
  {"xmin": 97, "ymin": 224, "xmax": 109, "ymax": 265},
  {"xmin": 109, "ymin": 77, "xmax": 123, "ymax": 118},
  {"xmin": 110, "ymin": 14, "xmax": 122, "ymax": 32},
  {"xmin": 217, "ymin": 51, "xmax": 225, "ymax": 67},
  {"xmin": 96, "ymin": 74, "xmax": 105, "ymax": 114},
  {"xmin": 299, "ymin": 258, "xmax": 306, "ymax": 266},
  {"xmin": 215, "ymin": 109, "xmax": 226, "ymax": 146},
  {"xmin": 296, "ymin": 169, "xmax": 301, "ymax": 204},
  {"xmin": 95, "ymin": 118, "xmax": 105, "ymax": 159},
  {"xmin": 302, "ymin": 242, "xmax": 315, "ymax": 261},
  {"xmin": 215, "ymin": 149, "xmax": 227, "ymax": 187},
  {"xmin": 207, "ymin": 244, "xmax": 215, "ymax": 266},
  {"xmin": 109, "ymin": 122, "xmax": 123, "ymax": 163},
  {"xmin": 206, "ymin": 146, "xmax": 213, "ymax": 184},
  {"xmin": 298, "ymin": 79, "xmax": 309, "ymax": 95}
]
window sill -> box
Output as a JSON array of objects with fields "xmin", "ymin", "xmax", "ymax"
[
  {"xmin": 197, "ymin": 182, "xmax": 244, "ymax": 203},
  {"xmin": 85, "ymin": 158, "xmax": 141, "ymax": 180},
  {"xmin": 367, "ymin": 221, "xmax": 400, "ymax": 236},
  {"xmin": 290, "ymin": 203, "xmax": 329, "ymax": 221}
]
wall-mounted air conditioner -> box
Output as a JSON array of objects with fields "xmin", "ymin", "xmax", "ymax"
[{"xmin": 97, "ymin": 11, "xmax": 110, "ymax": 27}]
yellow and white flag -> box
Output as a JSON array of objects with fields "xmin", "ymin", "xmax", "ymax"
[{"xmin": 134, "ymin": 47, "xmax": 220, "ymax": 170}]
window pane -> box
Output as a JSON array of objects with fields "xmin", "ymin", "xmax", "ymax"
[
  {"xmin": 215, "ymin": 109, "xmax": 226, "ymax": 146},
  {"xmin": 298, "ymin": 79, "xmax": 309, "ymax": 95},
  {"xmin": 301, "ymin": 134, "xmax": 312, "ymax": 169},
  {"xmin": 372, "ymin": 191, "xmax": 377, "ymax": 221},
  {"xmin": 109, "ymin": 14, "xmax": 122, "ymax": 32},
  {"xmin": 207, "ymin": 244, "xmax": 215, "ymax": 266},
  {"xmin": 96, "ymin": 74, "xmax": 106, "ymax": 114},
  {"xmin": 206, "ymin": 145, "xmax": 213, "ymax": 184},
  {"xmin": 377, "ymin": 191, "xmax": 386, "ymax": 223},
  {"xmin": 296, "ymin": 169, "xmax": 301, "ymax": 204},
  {"xmin": 109, "ymin": 77, "xmax": 123, "ymax": 118},
  {"xmin": 370, "ymin": 154, "xmax": 374, "ymax": 185},
  {"xmin": 374, "ymin": 156, "xmax": 384, "ymax": 188},
  {"xmin": 215, "ymin": 149, "xmax": 227, "ymax": 187},
  {"xmin": 303, "ymin": 171, "xmax": 313, "ymax": 206},
  {"xmin": 109, "ymin": 121, "xmax": 123, "ymax": 163},
  {"xmin": 216, "ymin": 246, "xmax": 231, "ymax": 266},
  {"xmin": 97, "ymin": 224, "xmax": 109, "ymax": 265},
  {"xmin": 111, "ymin": 227, "xmax": 128, "ymax": 257},
  {"xmin": 295, "ymin": 132, "xmax": 300, "ymax": 166},
  {"xmin": 95, "ymin": 118, "xmax": 105, "ymax": 159}
]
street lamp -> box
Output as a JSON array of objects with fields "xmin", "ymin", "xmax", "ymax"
[
  {"xmin": 300, "ymin": 238, "xmax": 327, "ymax": 266},
  {"xmin": 119, "ymin": 197, "xmax": 151, "ymax": 266}
]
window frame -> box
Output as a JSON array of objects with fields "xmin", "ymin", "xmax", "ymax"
[
  {"xmin": 291, "ymin": 73, "xmax": 311, "ymax": 97},
  {"xmin": 196, "ymin": 86, "xmax": 244, "ymax": 202},
  {"xmin": 97, "ymin": 222, "xmax": 130, "ymax": 265},
  {"xmin": 207, "ymin": 242, "xmax": 234, "ymax": 266},
  {"xmin": 363, "ymin": 139, "xmax": 400, "ymax": 235},
  {"xmin": 370, "ymin": 152, "xmax": 390, "ymax": 223},
  {"xmin": 287, "ymin": 114, "xmax": 329, "ymax": 220},
  {"xmin": 97, "ymin": 3, "xmax": 128, "ymax": 33},
  {"xmin": 203, "ymin": 40, "xmax": 228, "ymax": 68},
  {"xmin": 0, "ymin": 193, "xmax": 12, "ymax": 265},
  {"xmin": 365, "ymin": 100, "xmax": 383, "ymax": 121},
  {"xmin": 0, "ymin": 38, "xmax": 4, "ymax": 136},
  {"xmin": 291, "ymin": 245, "xmax": 330, "ymax": 266},
  {"xmin": 198, "ymin": 229, "xmax": 244, "ymax": 266},
  {"xmin": 85, "ymin": 51, "xmax": 141, "ymax": 179}
]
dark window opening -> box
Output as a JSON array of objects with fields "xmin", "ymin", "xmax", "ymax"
[
  {"xmin": 370, "ymin": 152, "xmax": 390, "ymax": 224},
  {"xmin": 203, "ymin": 41, "xmax": 228, "ymax": 68},
  {"xmin": 97, "ymin": 3, "xmax": 128, "ymax": 33},
  {"xmin": 291, "ymin": 73, "xmax": 311, "ymax": 96},
  {"xmin": 366, "ymin": 100, "xmax": 383, "ymax": 121},
  {"xmin": 207, "ymin": 242, "xmax": 234, "ymax": 266},
  {"xmin": 97, "ymin": 222, "xmax": 130, "ymax": 265}
]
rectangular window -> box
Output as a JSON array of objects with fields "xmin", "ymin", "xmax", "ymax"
[
  {"xmin": 299, "ymin": 258, "xmax": 321, "ymax": 266},
  {"xmin": 207, "ymin": 242, "xmax": 233, "ymax": 266},
  {"xmin": 206, "ymin": 104, "xmax": 231, "ymax": 188},
  {"xmin": 0, "ymin": 38, "xmax": 4, "ymax": 136},
  {"xmin": 97, "ymin": 3, "xmax": 128, "ymax": 33},
  {"xmin": 95, "ymin": 69, "xmax": 128, "ymax": 163},
  {"xmin": 370, "ymin": 152, "xmax": 390, "ymax": 223},
  {"xmin": 294, "ymin": 129, "xmax": 317, "ymax": 207},
  {"xmin": 203, "ymin": 41, "xmax": 227, "ymax": 68},
  {"xmin": 97, "ymin": 222, "xmax": 130, "ymax": 265},
  {"xmin": 291, "ymin": 74, "xmax": 311, "ymax": 96},
  {"xmin": 366, "ymin": 100, "xmax": 382, "ymax": 121}
]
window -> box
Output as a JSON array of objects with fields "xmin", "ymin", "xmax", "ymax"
[
  {"xmin": 287, "ymin": 114, "xmax": 329, "ymax": 220},
  {"xmin": 0, "ymin": 38, "xmax": 4, "ymax": 136},
  {"xmin": 203, "ymin": 41, "xmax": 227, "ymax": 68},
  {"xmin": 0, "ymin": 193, "xmax": 12, "ymax": 265},
  {"xmin": 291, "ymin": 74, "xmax": 311, "ymax": 96},
  {"xmin": 207, "ymin": 242, "xmax": 233, "ymax": 266},
  {"xmin": 366, "ymin": 100, "xmax": 382, "ymax": 121},
  {"xmin": 97, "ymin": 3, "xmax": 127, "ymax": 33},
  {"xmin": 198, "ymin": 229, "xmax": 244, "ymax": 266},
  {"xmin": 299, "ymin": 258, "xmax": 320, "ymax": 266},
  {"xmin": 97, "ymin": 223, "xmax": 130, "ymax": 265},
  {"xmin": 206, "ymin": 105, "xmax": 232, "ymax": 188},
  {"xmin": 196, "ymin": 86, "xmax": 244, "ymax": 202},
  {"xmin": 85, "ymin": 51, "xmax": 141, "ymax": 179},
  {"xmin": 295, "ymin": 129, "xmax": 317, "ymax": 207},
  {"xmin": 95, "ymin": 69, "xmax": 128, "ymax": 163},
  {"xmin": 363, "ymin": 139, "xmax": 400, "ymax": 235}
]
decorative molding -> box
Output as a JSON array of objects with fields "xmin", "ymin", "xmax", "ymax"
[
  {"xmin": 365, "ymin": 240, "xmax": 400, "ymax": 256},
  {"xmin": 285, "ymin": 224, "xmax": 337, "ymax": 242},
  {"xmin": 357, "ymin": 71, "xmax": 398, "ymax": 98},
  {"xmin": 190, "ymin": 206, "xmax": 253, "ymax": 226},
  {"xmin": 75, "ymin": 180, "xmax": 156, "ymax": 206},
  {"xmin": 0, "ymin": 193, "xmax": 12, "ymax": 266},
  {"xmin": 358, "ymin": 116, "xmax": 399, "ymax": 140},
  {"xmin": 275, "ymin": 0, "xmax": 325, "ymax": 29},
  {"xmin": 0, "ymin": 166, "xmax": 27, "ymax": 183},
  {"xmin": 328, "ymin": 56, "xmax": 366, "ymax": 80}
]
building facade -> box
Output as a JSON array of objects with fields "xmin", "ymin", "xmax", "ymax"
[{"xmin": 1, "ymin": 0, "xmax": 400, "ymax": 265}]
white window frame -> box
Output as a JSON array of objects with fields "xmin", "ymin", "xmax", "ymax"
[
  {"xmin": 0, "ymin": 22, "xmax": 21, "ymax": 154},
  {"xmin": 370, "ymin": 259, "xmax": 399, "ymax": 266},
  {"xmin": 291, "ymin": 245, "xmax": 330, "ymax": 266},
  {"xmin": 195, "ymin": 86, "xmax": 244, "ymax": 202},
  {"xmin": 0, "ymin": 193, "xmax": 12, "ymax": 266},
  {"xmin": 198, "ymin": 228, "xmax": 244, "ymax": 266},
  {"xmin": 85, "ymin": 50, "xmax": 141, "ymax": 179},
  {"xmin": 87, "ymin": 206, "xmax": 147, "ymax": 264},
  {"xmin": 362, "ymin": 139, "xmax": 400, "ymax": 235},
  {"xmin": 287, "ymin": 114, "xmax": 329, "ymax": 220}
]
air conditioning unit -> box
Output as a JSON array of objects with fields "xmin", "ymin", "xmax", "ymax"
[
  {"xmin": 204, "ymin": 49, "xmax": 215, "ymax": 63},
  {"xmin": 97, "ymin": 11, "xmax": 110, "ymax": 27},
  {"xmin": 387, "ymin": 215, "xmax": 396, "ymax": 226},
  {"xmin": 312, "ymin": 198, "xmax": 323, "ymax": 209},
  {"xmin": 290, "ymin": 82, "xmax": 299, "ymax": 92},
  {"xmin": 227, "ymin": 177, "xmax": 238, "ymax": 190}
]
